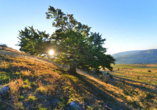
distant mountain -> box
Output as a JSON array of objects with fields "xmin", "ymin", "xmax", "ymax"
[
  {"xmin": 112, "ymin": 50, "xmax": 142, "ymax": 58},
  {"xmin": 112, "ymin": 49, "xmax": 157, "ymax": 64}
]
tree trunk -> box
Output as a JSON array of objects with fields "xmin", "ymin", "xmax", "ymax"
[
  {"xmin": 68, "ymin": 55, "xmax": 77, "ymax": 75},
  {"xmin": 68, "ymin": 66, "xmax": 76, "ymax": 75}
]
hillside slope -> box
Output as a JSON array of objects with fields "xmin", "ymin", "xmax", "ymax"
[
  {"xmin": 0, "ymin": 47, "xmax": 131, "ymax": 110},
  {"xmin": 112, "ymin": 49, "xmax": 157, "ymax": 64}
]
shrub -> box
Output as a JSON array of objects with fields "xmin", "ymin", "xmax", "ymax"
[
  {"xmin": 31, "ymin": 81, "xmax": 37, "ymax": 87},
  {"xmin": 109, "ymin": 74, "xmax": 113, "ymax": 79},
  {"xmin": 24, "ymin": 79, "xmax": 31, "ymax": 85},
  {"xmin": 36, "ymin": 86, "xmax": 48, "ymax": 95},
  {"xmin": 21, "ymin": 70, "xmax": 32, "ymax": 78},
  {"xmin": 121, "ymin": 79, "xmax": 125, "ymax": 84},
  {"xmin": 99, "ymin": 75, "xmax": 103, "ymax": 80},
  {"xmin": 103, "ymin": 76, "xmax": 109, "ymax": 83},
  {"xmin": 55, "ymin": 101, "xmax": 65, "ymax": 109},
  {"xmin": 28, "ymin": 95, "xmax": 36, "ymax": 102},
  {"xmin": 137, "ymin": 75, "xmax": 140, "ymax": 80},
  {"xmin": 0, "ymin": 44, "xmax": 7, "ymax": 47},
  {"xmin": 19, "ymin": 95, "xmax": 24, "ymax": 100},
  {"xmin": 106, "ymin": 72, "xmax": 113, "ymax": 79},
  {"xmin": 148, "ymin": 70, "xmax": 151, "ymax": 72},
  {"xmin": 117, "ymin": 82, "xmax": 124, "ymax": 87},
  {"xmin": 0, "ymin": 44, "xmax": 7, "ymax": 50},
  {"xmin": 38, "ymin": 107, "xmax": 47, "ymax": 110},
  {"xmin": 13, "ymin": 72, "xmax": 21, "ymax": 75},
  {"xmin": 22, "ymin": 84, "xmax": 31, "ymax": 89},
  {"xmin": 145, "ymin": 92, "xmax": 154, "ymax": 100},
  {"xmin": 15, "ymin": 102, "xmax": 24, "ymax": 109}
]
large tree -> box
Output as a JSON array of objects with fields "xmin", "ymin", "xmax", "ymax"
[
  {"xmin": 18, "ymin": 6, "xmax": 115, "ymax": 75},
  {"xmin": 46, "ymin": 6, "xmax": 115, "ymax": 74}
]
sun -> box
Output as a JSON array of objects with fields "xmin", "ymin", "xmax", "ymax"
[{"xmin": 49, "ymin": 50, "xmax": 54, "ymax": 55}]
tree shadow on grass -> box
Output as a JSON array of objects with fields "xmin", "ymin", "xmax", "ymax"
[
  {"xmin": 75, "ymin": 69, "xmax": 157, "ymax": 109},
  {"xmin": 110, "ymin": 75, "xmax": 157, "ymax": 95},
  {"xmin": 66, "ymin": 73, "xmax": 132, "ymax": 110},
  {"xmin": 104, "ymin": 74, "xmax": 157, "ymax": 109}
]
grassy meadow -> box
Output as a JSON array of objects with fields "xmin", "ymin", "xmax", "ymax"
[
  {"xmin": 0, "ymin": 47, "xmax": 157, "ymax": 110},
  {"xmin": 111, "ymin": 64, "xmax": 157, "ymax": 85},
  {"xmin": 0, "ymin": 47, "xmax": 129, "ymax": 110},
  {"xmin": 102, "ymin": 64, "xmax": 157, "ymax": 109}
]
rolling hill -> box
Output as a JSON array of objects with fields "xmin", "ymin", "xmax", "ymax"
[
  {"xmin": 1, "ymin": 46, "xmax": 157, "ymax": 109},
  {"xmin": 112, "ymin": 49, "xmax": 157, "ymax": 64},
  {"xmin": 0, "ymin": 46, "xmax": 131, "ymax": 110}
]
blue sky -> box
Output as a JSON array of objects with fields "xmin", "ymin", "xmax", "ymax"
[{"xmin": 0, "ymin": 0, "xmax": 157, "ymax": 54}]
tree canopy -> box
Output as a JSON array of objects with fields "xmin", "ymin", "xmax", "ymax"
[
  {"xmin": 18, "ymin": 6, "xmax": 115, "ymax": 75},
  {"xmin": 18, "ymin": 26, "xmax": 52, "ymax": 56}
]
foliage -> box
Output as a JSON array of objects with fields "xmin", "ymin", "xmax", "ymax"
[
  {"xmin": 0, "ymin": 44, "xmax": 7, "ymax": 47},
  {"xmin": 17, "ymin": 26, "xmax": 51, "ymax": 55},
  {"xmin": 148, "ymin": 70, "xmax": 151, "ymax": 72},
  {"xmin": 0, "ymin": 44, "xmax": 7, "ymax": 50},
  {"xmin": 137, "ymin": 75, "xmax": 140, "ymax": 80},
  {"xmin": 19, "ymin": 95, "xmax": 24, "ymax": 100},
  {"xmin": 28, "ymin": 95, "xmax": 36, "ymax": 102},
  {"xmin": 15, "ymin": 102, "xmax": 24, "ymax": 109},
  {"xmin": 46, "ymin": 6, "xmax": 115, "ymax": 73},
  {"xmin": 17, "ymin": 6, "xmax": 115, "ymax": 74}
]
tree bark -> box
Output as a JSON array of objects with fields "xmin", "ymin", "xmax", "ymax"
[
  {"xmin": 68, "ymin": 66, "xmax": 76, "ymax": 75},
  {"xmin": 68, "ymin": 55, "xmax": 77, "ymax": 75}
]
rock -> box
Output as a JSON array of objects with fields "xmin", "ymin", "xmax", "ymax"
[
  {"xmin": 107, "ymin": 72, "xmax": 110, "ymax": 75},
  {"xmin": 23, "ymin": 102, "xmax": 29, "ymax": 107},
  {"xmin": 109, "ymin": 74, "xmax": 113, "ymax": 79},
  {"xmin": 2, "ymin": 86, "xmax": 10, "ymax": 91},
  {"xmin": 67, "ymin": 101, "xmax": 81, "ymax": 110},
  {"xmin": 0, "ymin": 85, "xmax": 10, "ymax": 97},
  {"xmin": 91, "ymin": 69, "xmax": 96, "ymax": 75},
  {"xmin": 51, "ymin": 99, "xmax": 59, "ymax": 106},
  {"xmin": 43, "ymin": 100, "xmax": 51, "ymax": 106},
  {"xmin": 103, "ymin": 75, "xmax": 110, "ymax": 83}
]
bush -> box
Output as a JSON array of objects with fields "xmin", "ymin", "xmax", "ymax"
[
  {"xmin": 0, "ymin": 44, "xmax": 7, "ymax": 47},
  {"xmin": 0, "ymin": 44, "xmax": 7, "ymax": 50},
  {"xmin": 137, "ymin": 75, "xmax": 140, "ymax": 80},
  {"xmin": 28, "ymin": 95, "xmax": 36, "ymax": 102},
  {"xmin": 145, "ymin": 92, "xmax": 154, "ymax": 100},
  {"xmin": 103, "ymin": 76, "xmax": 109, "ymax": 83},
  {"xmin": 109, "ymin": 74, "xmax": 113, "ymax": 79},
  {"xmin": 15, "ymin": 102, "xmax": 24, "ymax": 109},
  {"xmin": 99, "ymin": 75, "xmax": 103, "ymax": 80},
  {"xmin": 148, "ymin": 70, "xmax": 151, "ymax": 72},
  {"xmin": 121, "ymin": 79, "xmax": 125, "ymax": 84},
  {"xmin": 106, "ymin": 72, "xmax": 113, "ymax": 79},
  {"xmin": 56, "ymin": 101, "xmax": 65, "ymax": 109},
  {"xmin": 19, "ymin": 95, "xmax": 24, "ymax": 100}
]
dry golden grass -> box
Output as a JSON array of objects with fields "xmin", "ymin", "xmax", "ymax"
[{"xmin": 0, "ymin": 47, "xmax": 157, "ymax": 110}]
